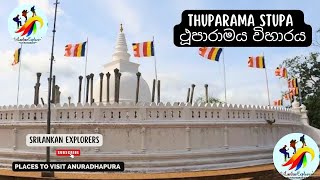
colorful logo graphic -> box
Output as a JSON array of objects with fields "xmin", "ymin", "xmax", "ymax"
[
  {"xmin": 8, "ymin": 4, "xmax": 48, "ymax": 44},
  {"xmin": 273, "ymin": 133, "xmax": 319, "ymax": 179}
]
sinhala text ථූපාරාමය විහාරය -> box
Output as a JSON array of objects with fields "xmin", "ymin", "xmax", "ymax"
[{"xmin": 174, "ymin": 10, "xmax": 312, "ymax": 47}]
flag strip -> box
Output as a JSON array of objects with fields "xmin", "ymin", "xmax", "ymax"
[
  {"xmin": 248, "ymin": 56, "xmax": 265, "ymax": 68},
  {"xmin": 275, "ymin": 67, "xmax": 288, "ymax": 78},
  {"xmin": 132, "ymin": 41, "xmax": 154, "ymax": 57},
  {"xmin": 199, "ymin": 47, "xmax": 222, "ymax": 61},
  {"xmin": 64, "ymin": 42, "xmax": 87, "ymax": 57},
  {"xmin": 289, "ymin": 87, "xmax": 299, "ymax": 96},
  {"xmin": 12, "ymin": 48, "xmax": 21, "ymax": 66},
  {"xmin": 273, "ymin": 99, "xmax": 283, "ymax": 106},
  {"xmin": 284, "ymin": 92, "xmax": 294, "ymax": 100},
  {"xmin": 288, "ymin": 78, "xmax": 298, "ymax": 88}
]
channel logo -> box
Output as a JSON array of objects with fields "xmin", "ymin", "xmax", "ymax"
[
  {"xmin": 8, "ymin": 4, "xmax": 48, "ymax": 44},
  {"xmin": 273, "ymin": 133, "xmax": 319, "ymax": 179}
]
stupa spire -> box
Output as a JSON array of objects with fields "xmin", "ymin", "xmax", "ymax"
[
  {"xmin": 120, "ymin": 23, "xmax": 123, "ymax": 32},
  {"xmin": 112, "ymin": 23, "xmax": 130, "ymax": 62}
]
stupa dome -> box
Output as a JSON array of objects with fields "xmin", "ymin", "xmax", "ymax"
[{"xmin": 93, "ymin": 24, "xmax": 151, "ymax": 103}]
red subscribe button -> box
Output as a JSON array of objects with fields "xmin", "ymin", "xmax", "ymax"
[{"xmin": 56, "ymin": 149, "xmax": 80, "ymax": 157}]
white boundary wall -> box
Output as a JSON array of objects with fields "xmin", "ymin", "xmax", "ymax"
[{"xmin": 0, "ymin": 101, "xmax": 318, "ymax": 172}]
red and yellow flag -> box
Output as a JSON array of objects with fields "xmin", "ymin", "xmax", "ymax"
[
  {"xmin": 132, "ymin": 41, "xmax": 154, "ymax": 57},
  {"xmin": 289, "ymin": 87, "xmax": 299, "ymax": 96},
  {"xmin": 12, "ymin": 48, "xmax": 21, "ymax": 66},
  {"xmin": 248, "ymin": 56, "xmax": 265, "ymax": 68},
  {"xmin": 283, "ymin": 92, "xmax": 294, "ymax": 100},
  {"xmin": 64, "ymin": 42, "xmax": 87, "ymax": 57},
  {"xmin": 273, "ymin": 99, "xmax": 283, "ymax": 106},
  {"xmin": 199, "ymin": 47, "xmax": 222, "ymax": 61},
  {"xmin": 275, "ymin": 67, "xmax": 288, "ymax": 78},
  {"xmin": 288, "ymin": 78, "xmax": 298, "ymax": 88}
]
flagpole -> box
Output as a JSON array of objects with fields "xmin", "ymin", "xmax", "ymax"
[
  {"xmin": 297, "ymin": 79, "xmax": 303, "ymax": 106},
  {"xmin": 42, "ymin": 0, "xmax": 59, "ymax": 177},
  {"xmin": 222, "ymin": 48, "xmax": 227, "ymax": 103},
  {"xmin": 263, "ymin": 53, "xmax": 271, "ymax": 106},
  {"xmin": 152, "ymin": 36, "xmax": 158, "ymax": 81},
  {"xmin": 16, "ymin": 44, "xmax": 23, "ymax": 106},
  {"xmin": 83, "ymin": 37, "xmax": 89, "ymax": 103}
]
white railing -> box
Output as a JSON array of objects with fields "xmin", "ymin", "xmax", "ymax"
[{"xmin": 0, "ymin": 102, "xmax": 301, "ymax": 123}]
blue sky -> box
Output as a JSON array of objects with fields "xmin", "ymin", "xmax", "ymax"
[{"xmin": 0, "ymin": 0, "xmax": 319, "ymax": 106}]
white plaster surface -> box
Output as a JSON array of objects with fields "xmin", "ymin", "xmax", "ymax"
[{"xmin": 0, "ymin": 101, "xmax": 319, "ymax": 172}]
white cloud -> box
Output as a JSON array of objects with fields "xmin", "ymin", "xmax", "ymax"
[
  {"xmin": 17, "ymin": 52, "xmax": 76, "ymax": 77},
  {"xmin": 95, "ymin": 0, "xmax": 141, "ymax": 34}
]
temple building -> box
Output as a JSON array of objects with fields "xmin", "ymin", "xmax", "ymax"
[{"xmin": 93, "ymin": 25, "xmax": 151, "ymax": 103}]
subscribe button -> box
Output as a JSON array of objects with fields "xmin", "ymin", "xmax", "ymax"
[
  {"xmin": 26, "ymin": 134, "xmax": 103, "ymax": 147},
  {"xmin": 56, "ymin": 149, "xmax": 80, "ymax": 157}
]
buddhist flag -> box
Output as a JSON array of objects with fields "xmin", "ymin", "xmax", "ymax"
[
  {"xmin": 12, "ymin": 48, "xmax": 21, "ymax": 66},
  {"xmin": 64, "ymin": 42, "xmax": 87, "ymax": 57},
  {"xmin": 132, "ymin": 41, "xmax": 154, "ymax": 57},
  {"xmin": 199, "ymin": 47, "xmax": 222, "ymax": 61},
  {"xmin": 288, "ymin": 78, "xmax": 298, "ymax": 88},
  {"xmin": 289, "ymin": 87, "xmax": 299, "ymax": 96},
  {"xmin": 248, "ymin": 56, "xmax": 265, "ymax": 68},
  {"xmin": 273, "ymin": 99, "xmax": 283, "ymax": 106},
  {"xmin": 284, "ymin": 92, "xmax": 294, "ymax": 100},
  {"xmin": 275, "ymin": 67, "xmax": 288, "ymax": 78}
]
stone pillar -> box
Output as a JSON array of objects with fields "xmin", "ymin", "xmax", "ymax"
[
  {"xmin": 136, "ymin": 72, "xmax": 141, "ymax": 103},
  {"xmin": 34, "ymin": 73, "xmax": 41, "ymax": 105},
  {"xmin": 117, "ymin": 73, "xmax": 122, "ymax": 103},
  {"xmin": 114, "ymin": 69, "xmax": 119, "ymax": 103},
  {"xmin": 151, "ymin": 79, "xmax": 156, "ymax": 103},
  {"xmin": 36, "ymin": 72, "xmax": 41, "ymax": 83},
  {"xmin": 34, "ymin": 85, "xmax": 37, "ymax": 104},
  {"xmin": 55, "ymin": 85, "xmax": 61, "ymax": 104},
  {"xmin": 78, "ymin": 76, "xmax": 83, "ymax": 103},
  {"xmin": 186, "ymin": 88, "xmax": 190, "ymax": 103},
  {"xmin": 99, "ymin": 73, "xmax": 104, "ymax": 103},
  {"xmin": 106, "ymin": 72, "xmax": 111, "ymax": 103},
  {"xmin": 190, "ymin": 84, "xmax": 195, "ymax": 104},
  {"xmin": 85, "ymin": 75, "xmax": 90, "ymax": 103},
  {"xmin": 157, "ymin": 80, "xmax": 160, "ymax": 104},
  {"xmin": 90, "ymin": 73, "xmax": 94, "ymax": 104},
  {"xmin": 204, "ymin": 84, "xmax": 208, "ymax": 103}
]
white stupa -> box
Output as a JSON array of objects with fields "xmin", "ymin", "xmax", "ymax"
[{"xmin": 93, "ymin": 24, "xmax": 151, "ymax": 103}]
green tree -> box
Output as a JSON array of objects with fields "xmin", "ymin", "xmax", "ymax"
[
  {"xmin": 306, "ymin": 91, "xmax": 320, "ymax": 128},
  {"xmin": 195, "ymin": 96, "xmax": 221, "ymax": 104},
  {"xmin": 281, "ymin": 52, "xmax": 320, "ymax": 128}
]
